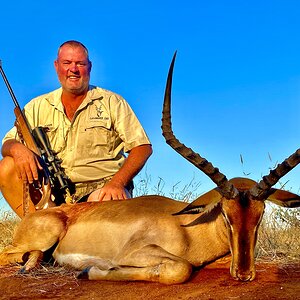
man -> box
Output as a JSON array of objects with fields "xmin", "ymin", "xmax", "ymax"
[{"xmin": 0, "ymin": 40, "xmax": 152, "ymax": 217}]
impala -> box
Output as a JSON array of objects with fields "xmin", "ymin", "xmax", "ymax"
[{"xmin": 0, "ymin": 53, "xmax": 300, "ymax": 284}]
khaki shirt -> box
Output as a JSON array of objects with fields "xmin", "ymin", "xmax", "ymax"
[{"xmin": 3, "ymin": 85, "xmax": 151, "ymax": 183}]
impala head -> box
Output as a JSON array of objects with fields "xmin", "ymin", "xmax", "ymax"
[
  {"xmin": 220, "ymin": 178, "xmax": 265, "ymax": 281},
  {"xmin": 163, "ymin": 52, "xmax": 300, "ymax": 281}
]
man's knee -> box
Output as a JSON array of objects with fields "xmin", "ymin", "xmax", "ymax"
[{"xmin": 0, "ymin": 157, "xmax": 16, "ymax": 184}]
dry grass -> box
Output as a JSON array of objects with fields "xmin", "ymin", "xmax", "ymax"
[
  {"xmin": 134, "ymin": 171, "xmax": 202, "ymax": 202},
  {"xmin": 15, "ymin": 264, "xmax": 78, "ymax": 280},
  {"xmin": 0, "ymin": 210, "xmax": 20, "ymax": 252},
  {"xmin": 256, "ymin": 204, "xmax": 300, "ymax": 262}
]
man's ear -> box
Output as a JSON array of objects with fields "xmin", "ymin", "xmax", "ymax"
[{"xmin": 54, "ymin": 60, "xmax": 58, "ymax": 72}]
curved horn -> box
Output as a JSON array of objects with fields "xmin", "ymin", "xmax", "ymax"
[
  {"xmin": 250, "ymin": 149, "xmax": 300, "ymax": 200},
  {"xmin": 161, "ymin": 52, "xmax": 239, "ymax": 200}
]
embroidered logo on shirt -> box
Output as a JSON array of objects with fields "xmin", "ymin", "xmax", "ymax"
[
  {"xmin": 96, "ymin": 105, "xmax": 103, "ymax": 117},
  {"xmin": 90, "ymin": 104, "xmax": 109, "ymax": 120}
]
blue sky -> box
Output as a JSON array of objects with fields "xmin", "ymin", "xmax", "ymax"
[{"xmin": 1, "ymin": 1, "xmax": 300, "ymax": 210}]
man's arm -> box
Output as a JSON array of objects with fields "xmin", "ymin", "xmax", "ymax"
[
  {"xmin": 88, "ymin": 144, "xmax": 153, "ymax": 201},
  {"xmin": 1, "ymin": 139, "xmax": 42, "ymax": 184}
]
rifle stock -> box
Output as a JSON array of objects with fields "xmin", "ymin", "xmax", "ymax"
[{"xmin": 14, "ymin": 107, "xmax": 40, "ymax": 155}]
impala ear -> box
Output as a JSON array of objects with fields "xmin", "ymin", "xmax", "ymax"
[
  {"xmin": 267, "ymin": 188, "xmax": 300, "ymax": 208},
  {"xmin": 181, "ymin": 204, "xmax": 222, "ymax": 227},
  {"xmin": 173, "ymin": 188, "xmax": 222, "ymax": 215}
]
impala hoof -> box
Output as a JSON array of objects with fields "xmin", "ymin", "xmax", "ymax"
[
  {"xmin": 77, "ymin": 267, "xmax": 91, "ymax": 280},
  {"xmin": 19, "ymin": 267, "xmax": 28, "ymax": 274}
]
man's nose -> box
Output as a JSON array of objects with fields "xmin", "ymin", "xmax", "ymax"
[{"xmin": 69, "ymin": 62, "xmax": 79, "ymax": 72}]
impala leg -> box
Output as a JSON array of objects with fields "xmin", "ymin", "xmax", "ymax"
[
  {"xmin": 20, "ymin": 250, "xmax": 44, "ymax": 272},
  {"xmin": 0, "ymin": 209, "xmax": 67, "ymax": 271},
  {"xmin": 0, "ymin": 247, "xmax": 43, "ymax": 272},
  {"xmin": 0, "ymin": 245, "xmax": 27, "ymax": 265},
  {"xmin": 78, "ymin": 244, "xmax": 192, "ymax": 284}
]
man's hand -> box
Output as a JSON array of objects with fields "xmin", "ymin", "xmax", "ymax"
[
  {"xmin": 86, "ymin": 144, "xmax": 152, "ymax": 202},
  {"xmin": 87, "ymin": 180, "xmax": 130, "ymax": 202},
  {"xmin": 9, "ymin": 142, "xmax": 42, "ymax": 184}
]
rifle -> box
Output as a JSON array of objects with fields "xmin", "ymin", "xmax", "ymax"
[{"xmin": 0, "ymin": 61, "xmax": 73, "ymax": 211}]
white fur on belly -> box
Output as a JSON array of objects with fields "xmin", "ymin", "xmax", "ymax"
[{"xmin": 54, "ymin": 253, "xmax": 115, "ymax": 270}]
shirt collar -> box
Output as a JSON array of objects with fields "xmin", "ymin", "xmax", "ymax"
[{"xmin": 45, "ymin": 85, "xmax": 102, "ymax": 111}]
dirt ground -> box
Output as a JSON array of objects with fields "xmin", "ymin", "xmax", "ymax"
[{"xmin": 0, "ymin": 261, "xmax": 299, "ymax": 300}]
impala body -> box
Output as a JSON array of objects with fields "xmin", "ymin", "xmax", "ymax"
[{"xmin": 0, "ymin": 53, "xmax": 300, "ymax": 284}]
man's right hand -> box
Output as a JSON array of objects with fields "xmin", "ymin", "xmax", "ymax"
[{"xmin": 7, "ymin": 141, "xmax": 42, "ymax": 184}]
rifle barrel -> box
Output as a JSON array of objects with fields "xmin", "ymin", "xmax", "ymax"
[{"xmin": 0, "ymin": 61, "xmax": 22, "ymax": 109}]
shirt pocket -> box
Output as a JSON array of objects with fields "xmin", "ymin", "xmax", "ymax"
[
  {"xmin": 44, "ymin": 125, "xmax": 65, "ymax": 154},
  {"xmin": 80, "ymin": 120, "xmax": 113, "ymax": 158}
]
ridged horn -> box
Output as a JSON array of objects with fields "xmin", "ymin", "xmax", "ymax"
[
  {"xmin": 249, "ymin": 149, "xmax": 300, "ymax": 200},
  {"xmin": 161, "ymin": 52, "xmax": 239, "ymax": 200}
]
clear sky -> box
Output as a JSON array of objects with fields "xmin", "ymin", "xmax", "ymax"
[{"xmin": 1, "ymin": 1, "xmax": 300, "ymax": 210}]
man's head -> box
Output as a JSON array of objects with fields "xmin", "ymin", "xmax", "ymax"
[{"xmin": 54, "ymin": 40, "xmax": 92, "ymax": 95}]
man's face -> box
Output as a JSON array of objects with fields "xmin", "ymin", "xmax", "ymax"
[{"xmin": 54, "ymin": 45, "xmax": 92, "ymax": 95}]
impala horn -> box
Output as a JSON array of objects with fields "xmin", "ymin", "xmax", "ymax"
[
  {"xmin": 250, "ymin": 149, "xmax": 300, "ymax": 200},
  {"xmin": 162, "ymin": 52, "xmax": 239, "ymax": 200}
]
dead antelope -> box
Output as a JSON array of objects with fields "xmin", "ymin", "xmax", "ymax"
[{"xmin": 1, "ymin": 53, "xmax": 300, "ymax": 284}]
